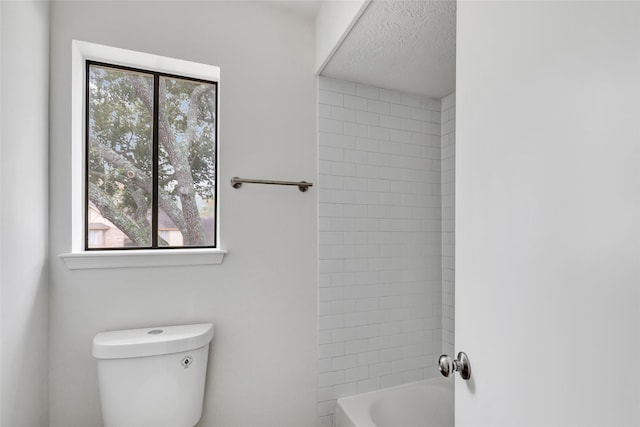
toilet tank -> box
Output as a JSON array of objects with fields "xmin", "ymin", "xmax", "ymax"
[{"xmin": 93, "ymin": 323, "xmax": 214, "ymax": 427}]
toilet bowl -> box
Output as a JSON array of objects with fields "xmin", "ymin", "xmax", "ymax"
[{"xmin": 92, "ymin": 323, "xmax": 214, "ymax": 427}]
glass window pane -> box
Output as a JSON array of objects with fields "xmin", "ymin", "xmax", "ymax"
[
  {"xmin": 158, "ymin": 76, "xmax": 216, "ymax": 247},
  {"xmin": 87, "ymin": 64, "xmax": 154, "ymax": 248}
]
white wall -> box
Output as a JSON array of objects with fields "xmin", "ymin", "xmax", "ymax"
[
  {"xmin": 440, "ymin": 93, "xmax": 455, "ymax": 357},
  {"xmin": 318, "ymin": 76, "xmax": 442, "ymax": 427},
  {"xmin": 315, "ymin": 0, "xmax": 369, "ymax": 73},
  {"xmin": 49, "ymin": 2, "xmax": 317, "ymax": 426},
  {"xmin": 456, "ymin": 2, "xmax": 640, "ymax": 425},
  {"xmin": 0, "ymin": 1, "xmax": 50, "ymax": 426}
]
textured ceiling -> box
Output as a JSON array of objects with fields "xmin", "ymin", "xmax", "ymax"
[{"xmin": 322, "ymin": 0, "xmax": 456, "ymax": 99}]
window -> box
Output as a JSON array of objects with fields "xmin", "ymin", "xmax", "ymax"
[
  {"xmin": 62, "ymin": 41, "xmax": 225, "ymax": 269},
  {"xmin": 85, "ymin": 61, "xmax": 217, "ymax": 250}
]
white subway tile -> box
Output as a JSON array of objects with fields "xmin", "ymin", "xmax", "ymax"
[
  {"xmin": 390, "ymin": 103, "xmax": 413, "ymax": 118},
  {"xmin": 330, "ymin": 272, "xmax": 356, "ymax": 286},
  {"xmin": 380, "ymin": 141, "xmax": 402, "ymax": 155},
  {"xmin": 357, "ymin": 246, "xmax": 380, "ymax": 259},
  {"xmin": 319, "ymin": 286, "xmax": 344, "ymax": 302},
  {"xmin": 320, "ymin": 132, "xmax": 356, "ymax": 149},
  {"xmin": 331, "ymin": 245, "xmax": 357, "ymax": 259},
  {"xmin": 344, "ymin": 259, "xmax": 369, "ymax": 273},
  {"xmin": 391, "ymin": 358, "xmax": 415, "ymax": 373},
  {"xmin": 332, "ymin": 382, "xmax": 358, "ymax": 399},
  {"xmin": 319, "ymin": 342, "xmax": 346, "ymax": 359},
  {"xmin": 318, "ymin": 386, "xmax": 333, "ymax": 403},
  {"xmin": 357, "ymin": 350, "xmax": 381, "ymax": 366},
  {"xmin": 319, "ymin": 358, "xmax": 333, "ymax": 373},
  {"xmin": 320, "ymin": 90, "xmax": 344, "ymax": 106},
  {"xmin": 356, "ymin": 111, "xmax": 380, "ymax": 126},
  {"xmin": 319, "ymin": 246, "xmax": 331, "ymax": 259},
  {"xmin": 357, "ymin": 324, "xmax": 380, "ymax": 339},
  {"xmin": 318, "ymin": 415, "xmax": 333, "ymax": 427},
  {"xmin": 367, "ymin": 179, "xmax": 390, "ymax": 193},
  {"xmin": 389, "ymin": 129, "xmax": 412, "ymax": 143},
  {"xmin": 343, "ymin": 232, "xmax": 369, "ymax": 245},
  {"xmin": 356, "ymin": 272, "xmax": 380, "ymax": 285},
  {"xmin": 381, "ymin": 373, "xmax": 403, "ymax": 388},
  {"xmin": 357, "ymin": 377, "xmax": 381, "ymax": 393},
  {"xmin": 367, "ymin": 152, "xmax": 390, "ymax": 167},
  {"xmin": 380, "ymin": 115, "xmax": 403, "ymax": 130},
  {"xmin": 401, "ymin": 369, "xmax": 424, "ymax": 384},
  {"xmin": 319, "ymin": 259, "xmax": 344, "ymax": 274},
  {"xmin": 317, "ymin": 79, "xmax": 455, "ymax": 424},
  {"xmin": 369, "ymin": 362, "xmax": 392, "ymax": 377},
  {"xmin": 424, "ymin": 122, "xmax": 441, "ymax": 135},
  {"xmin": 380, "ymin": 321, "xmax": 403, "ymax": 335},
  {"xmin": 344, "ymin": 122, "xmax": 368, "ymax": 137},
  {"xmin": 379, "ymin": 167, "xmax": 403, "ymax": 181},
  {"xmin": 319, "ymin": 331, "xmax": 333, "ymax": 345},
  {"xmin": 345, "ymin": 366, "xmax": 369, "ymax": 383},
  {"xmin": 380, "ymin": 347, "xmax": 403, "ymax": 362},
  {"xmin": 356, "ymin": 164, "xmax": 380, "ymax": 179},
  {"xmin": 344, "ymin": 149, "xmax": 368, "ymax": 164},
  {"xmin": 344, "ymin": 339, "xmax": 370, "ymax": 355},
  {"xmin": 319, "ymin": 160, "xmax": 332, "ymax": 175},
  {"xmin": 319, "ymin": 273, "xmax": 332, "ymax": 288},
  {"xmin": 332, "ymin": 106, "xmax": 357, "ymax": 122},
  {"xmin": 332, "ymin": 355, "xmax": 357, "ymax": 370},
  {"xmin": 331, "ymin": 218, "xmax": 357, "ymax": 231},
  {"xmin": 318, "ymin": 370, "xmax": 345, "ymax": 387},
  {"xmin": 320, "ymin": 175, "xmax": 344, "ymax": 190},
  {"xmin": 321, "ymin": 300, "xmax": 357, "ymax": 315},
  {"xmin": 344, "ymin": 95, "xmax": 368, "ymax": 111},
  {"xmin": 356, "ymin": 297, "xmax": 380, "ymax": 312},
  {"xmin": 411, "ymin": 107, "xmax": 432, "ymax": 122},
  {"xmin": 356, "ymin": 218, "xmax": 379, "ymax": 232},
  {"xmin": 331, "ymin": 162, "xmax": 357, "ymax": 177},
  {"xmin": 355, "ymin": 137, "xmax": 380, "ymax": 153},
  {"xmin": 368, "ymin": 99, "xmax": 390, "ymax": 115},
  {"xmin": 343, "ymin": 177, "xmax": 367, "ymax": 191},
  {"xmin": 320, "ymin": 77, "xmax": 356, "ymax": 95},
  {"xmin": 400, "ymin": 118, "xmax": 425, "ymax": 133},
  {"xmin": 320, "ymin": 118, "xmax": 344, "ymax": 134},
  {"xmin": 343, "ymin": 204, "xmax": 368, "ymax": 218},
  {"xmin": 357, "ymin": 192, "xmax": 380, "ymax": 205},
  {"xmin": 379, "ymin": 88, "xmax": 402, "ymax": 103},
  {"xmin": 319, "ymin": 314, "xmax": 345, "ymax": 331},
  {"xmin": 332, "ymin": 327, "xmax": 358, "ymax": 343},
  {"xmin": 319, "ymin": 103, "xmax": 332, "ymax": 118},
  {"xmin": 356, "ymin": 83, "xmax": 379, "ymax": 100},
  {"xmin": 343, "ymin": 311, "xmax": 370, "ymax": 328},
  {"xmin": 319, "ymin": 216, "xmax": 332, "ymax": 232},
  {"xmin": 400, "ymin": 92, "xmax": 428, "ymax": 108},
  {"xmin": 319, "ymin": 145, "xmax": 344, "ymax": 162},
  {"xmin": 368, "ymin": 126, "xmax": 391, "ymax": 141},
  {"xmin": 332, "ymin": 190, "xmax": 358, "ymax": 204}
]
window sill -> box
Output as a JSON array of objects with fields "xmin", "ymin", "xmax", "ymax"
[{"xmin": 59, "ymin": 249, "xmax": 227, "ymax": 270}]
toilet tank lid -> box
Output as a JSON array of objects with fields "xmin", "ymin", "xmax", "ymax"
[{"xmin": 92, "ymin": 323, "xmax": 214, "ymax": 359}]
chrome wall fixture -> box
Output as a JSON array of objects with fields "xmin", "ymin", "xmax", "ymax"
[
  {"xmin": 230, "ymin": 177, "xmax": 313, "ymax": 192},
  {"xmin": 438, "ymin": 352, "xmax": 471, "ymax": 380}
]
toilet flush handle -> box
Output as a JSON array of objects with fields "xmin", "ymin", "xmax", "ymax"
[{"xmin": 438, "ymin": 352, "xmax": 471, "ymax": 380}]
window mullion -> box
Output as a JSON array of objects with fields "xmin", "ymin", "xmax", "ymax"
[{"xmin": 152, "ymin": 73, "xmax": 160, "ymax": 248}]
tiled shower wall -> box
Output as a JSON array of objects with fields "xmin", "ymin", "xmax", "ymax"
[
  {"xmin": 441, "ymin": 93, "xmax": 456, "ymax": 356},
  {"xmin": 318, "ymin": 77, "xmax": 442, "ymax": 427}
]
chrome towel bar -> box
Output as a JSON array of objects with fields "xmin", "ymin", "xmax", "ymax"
[{"xmin": 230, "ymin": 177, "xmax": 313, "ymax": 192}]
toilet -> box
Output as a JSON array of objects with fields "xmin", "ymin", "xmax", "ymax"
[{"xmin": 92, "ymin": 323, "xmax": 214, "ymax": 427}]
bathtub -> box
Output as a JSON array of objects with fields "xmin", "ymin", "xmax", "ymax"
[{"xmin": 335, "ymin": 377, "xmax": 453, "ymax": 427}]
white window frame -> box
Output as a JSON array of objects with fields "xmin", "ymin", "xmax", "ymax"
[{"xmin": 60, "ymin": 40, "xmax": 226, "ymax": 270}]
